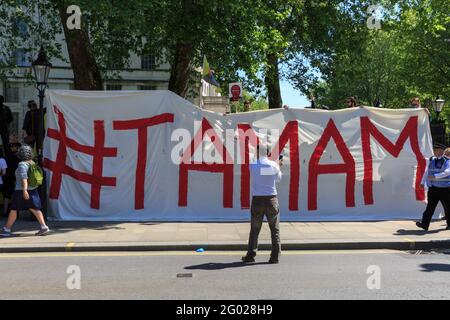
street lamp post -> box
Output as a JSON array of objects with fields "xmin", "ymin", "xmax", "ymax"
[
  {"xmin": 31, "ymin": 46, "xmax": 52, "ymax": 165},
  {"xmin": 430, "ymin": 96, "xmax": 446, "ymax": 145},
  {"xmin": 32, "ymin": 46, "xmax": 52, "ymax": 216},
  {"xmin": 432, "ymin": 96, "xmax": 445, "ymax": 119}
]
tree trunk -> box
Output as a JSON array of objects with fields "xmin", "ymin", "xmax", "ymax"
[
  {"xmin": 168, "ymin": 42, "xmax": 194, "ymax": 98},
  {"xmin": 56, "ymin": 1, "xmax": 103, "ymax": 90},
  {"xmin": 168, "ymin": 0, "xmax": 194, "ymax": 98},
  {"xmin": 0, "ymin": 105, "xmax": 11, "ymax": 159},
  {"xmin": 265, "ymin": 53, "xmax": 282, "ymax": 109}
]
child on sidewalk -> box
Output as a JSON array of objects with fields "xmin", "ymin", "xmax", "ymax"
[{"xmin": 0, "ymin": 145, "xmax": 50, "ymax": 237}]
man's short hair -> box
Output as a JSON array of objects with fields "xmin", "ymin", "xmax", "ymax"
[{"xmin": 257, "ymin": 142, "xmax": 271, "ymax": 158}]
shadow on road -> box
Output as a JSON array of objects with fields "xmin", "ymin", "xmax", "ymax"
[
  {"xmin": 185, "ymin": 261, "xmax": 270, "ymax": 270},
  {"xmin": 420, "ymin": 263, "xmax": 450, "ymax": 272}
]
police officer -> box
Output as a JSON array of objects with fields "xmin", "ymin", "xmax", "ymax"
[{"xmin": 416, "ymin": 143, "xmax": 450, "ymax": 231}]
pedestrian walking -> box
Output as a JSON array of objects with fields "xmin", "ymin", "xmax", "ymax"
[
  {"xmin": 2, "ymin": 143, "xmax": 20, "ymax": 216},
  {"xmin": 242, "ymin": 142, "xmax": 283, "ymax": 264},
  {"xmin": 0, "ymin": 149, "xmax": 7, "ymax": 213},
  {"xmin": 0, "ymin": 145, "xmax": 50, "ymax": 237},
  {"xmin": 416, "ymin": 143, "xmax": 450, "ymax": 231}
]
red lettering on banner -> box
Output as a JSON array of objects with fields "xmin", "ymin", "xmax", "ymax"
[
  {"xmin": 113, "ymin": 113, "xmax": 174, "ymax": 209},
  {"xmin": 269, "ymin": 121, "xmax": 300, "ymax": 211},
  {"xmin": 43, "ymin": 106, "xmax": 118, "ymax": 209},
  {"xmin": 308, "ymin": 119, "xmax": 355, "ymax": 211},
  {"xmin": 236, "ymin": 124, "xmax": 259, "ymax": 209},
  {"xmin": 178, "ymin": 118, "xmax": 234, "ymax": 208},
  {"xmin": 360, "ymin": 116, "xmax": 426, "ymax": 204}
]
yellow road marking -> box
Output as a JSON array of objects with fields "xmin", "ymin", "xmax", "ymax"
[
  {"xmin": 0, "ymin": 249, "xmax": 403, "ymax": 259},
  {"xmin": 404, "ymin": 238, "xmax": 416, "ymax": 250},
  {"xmin": 65, "ymin": 242, "xmax": 76, "ymax": 251}
]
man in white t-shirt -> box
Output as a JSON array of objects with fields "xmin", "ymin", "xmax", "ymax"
[{"xmin": 242, "ymin": 142, "xmax": 283, "ymax": 264}]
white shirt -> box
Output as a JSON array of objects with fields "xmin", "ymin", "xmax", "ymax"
[
  {"xmin": 0, "ymin": 158, "xmax": 7, "ymax": 185},
  {"xmin": 250, "ymin": 156, "xmax": 282, "ymax": 196}
]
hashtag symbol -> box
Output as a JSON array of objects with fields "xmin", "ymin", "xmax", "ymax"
[{"xmin": 43, "ymin": 106, "xmax": 117, "ymax": 209}]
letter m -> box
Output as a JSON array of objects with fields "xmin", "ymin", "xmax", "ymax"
[{"xmin": 360, "ymin": 116, "xmax": 426, "ymax": 205}]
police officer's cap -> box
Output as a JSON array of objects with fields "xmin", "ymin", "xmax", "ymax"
[{"xmin": 433, "ymin": 142, "xmax": 447, "ymax": 149}]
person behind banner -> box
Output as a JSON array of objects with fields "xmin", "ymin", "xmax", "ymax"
[
  {"xmin": 242, "ymin": 142, "xmax": 283, "ymax": 264},
  {"xmin": 0, "ymin": 145, "xmax": 50, "ymax": 237},
  {"xmin": 416, "ymin": 143, "xmax": 450, "ymax": 231},
  {"xmin": 22, "ymin": 100, "xmax": 46, "ymax": 148},
  {"xmin": 410, "ymin": 97, "xmax": 422, "ymax": 108},
  {"xmin": 444, "ymin": 148, "xmax": 450, "ymax": 159},
  {"xmin": 243, "ymin": 100, "xmax": 251, "ymax": 112},
  {"xmin": 345, "ymin": 96, "xmax": 359, "ymax": 108},
  {"xmin": 410, "ymin": 96, "xmax": 431, "ymax": 116}
]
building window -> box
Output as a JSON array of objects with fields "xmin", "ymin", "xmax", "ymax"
[
  {"xmin": 10, "ymin": 112, "xmax": 19, "ymax": 138},
  {"xmin": 141, "ymin": 54, "xmax": 157, "ymax": 70},
  {"xmin": 139, "ymin": 85, "xmax": 157, "ymax": 91},
  {"xmin": 106, "ymin": 84, "xmax": 122, "ymax": 91},
  {"xmin": 14, "ymin": 49, "xmax": 31, "ymax": 67},
  {"xmin": 5, "ymin": 82, "xmax": 20, "ymax": 103},
  {"xmin": 12, "ymin": 18, "xmax": 28, "ymax": 36}
]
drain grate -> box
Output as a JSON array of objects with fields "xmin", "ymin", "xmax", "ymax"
[{"xmin": 177, "ymin": 273, "xmax": 193, "ymax": 278}]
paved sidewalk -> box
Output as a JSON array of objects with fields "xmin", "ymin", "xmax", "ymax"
[{"xmin": 0, "ymin": 218, "xmax": 449, "ymax": 252}]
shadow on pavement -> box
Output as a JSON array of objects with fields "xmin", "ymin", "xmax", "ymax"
[
  {"xmin": 185, "ymin": 261, "xmax": 271, "ymax": 270},
  {"xmin": 0, "ymin": 216, "xmax": 160, "ymax": 235},
  {"xmin": 394, "ymin": 228, "xmax": 446, "ymax": 236},
  {"xmin": 420, "ymin": 263, "xmax": 450, "ymax": 272}
]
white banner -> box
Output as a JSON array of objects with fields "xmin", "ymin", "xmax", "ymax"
[{"xmin": 44, "ymin": 90, "xmax": 433, "ymax": 221}]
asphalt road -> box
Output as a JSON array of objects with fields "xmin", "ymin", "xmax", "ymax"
[{"xmin": 0, "ymin": 249, "xmax": 449, "ymax": 300}]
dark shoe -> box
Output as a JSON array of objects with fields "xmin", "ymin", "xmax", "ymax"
[
  {"xmin": 0, "ymin": 227, "xmax": 12, "ymax": 237},
  {"xmin": 268, "ymin": 258, "xmax": 279, "ymax": 264},
  {"xmin": 241, "ymin": 255, "xmax": 255, "ymax": 263},
  {"xmin": 416, "ymin": 221, "xmax": 429, "ymax": 231}
]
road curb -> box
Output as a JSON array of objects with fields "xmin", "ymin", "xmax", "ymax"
[{"xmin": 1, "ymin": 239, "xmax": 450, "ymax": 253}]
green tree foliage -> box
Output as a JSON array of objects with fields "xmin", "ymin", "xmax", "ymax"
[
  {"xmin": 0, "ymin": 0, "xmax": 448, "ymax": 125},
  {"xmin": 308, "ymin": 0, "xmax": 450, "ymax": 123}
]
